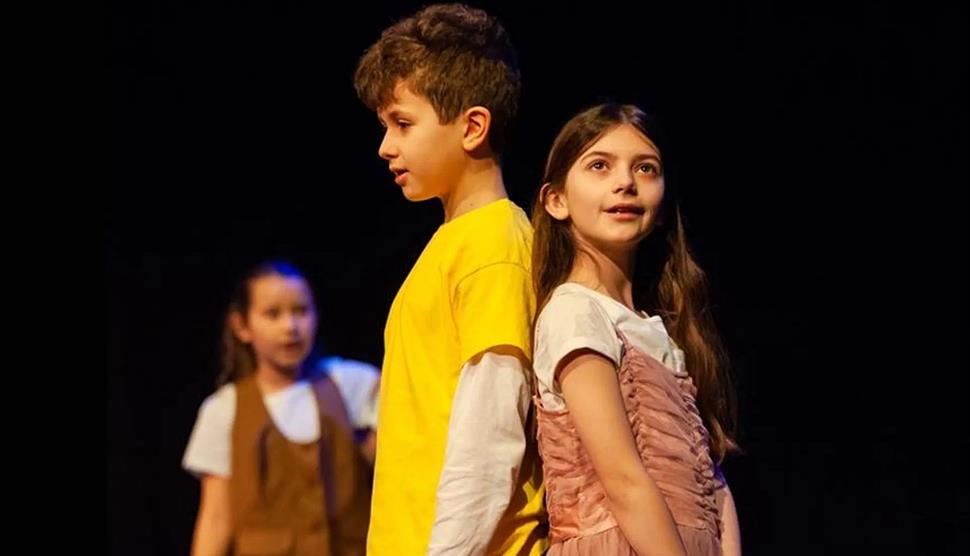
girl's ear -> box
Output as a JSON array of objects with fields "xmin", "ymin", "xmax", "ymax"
[
  {"xmin": 542, "ymin": 183, "xmax": 569, "ymax": 221},
  {"xmin": 229, "ymin": 311, "xmax": 252, "ymax": 344}
]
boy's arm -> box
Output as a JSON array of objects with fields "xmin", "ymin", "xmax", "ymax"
[{"xmin": 426, "ymin": 347, "xmax": 531, "ymax": 556}]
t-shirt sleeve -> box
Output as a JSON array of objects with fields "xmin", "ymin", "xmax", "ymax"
[
  {"xmin": 533, "ymin": 291, "xmax": 621, "ymax": 402},
  {"xmin": 181, "ymin": 385, "xmax": 236, "ymax": 478},
  {"xmin": 453, "ymin": 262, "xmax": 535, "ymax": 365},
  {"xmin": 326, "ymin": 358, "xmax": 381, "ymax": 430}
]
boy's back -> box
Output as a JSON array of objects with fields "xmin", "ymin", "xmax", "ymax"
[
  {"xmin": 371, "ymin": 198, "xmax": 544, "ymax": 554},
  {"xmin": 354, "ymin": 4, "xmax": 546, "ymax": 553}
]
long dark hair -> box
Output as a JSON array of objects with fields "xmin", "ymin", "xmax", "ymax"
[{"xmin": 532, "ymin": 103, "xmax": 738, "ymax": 460}]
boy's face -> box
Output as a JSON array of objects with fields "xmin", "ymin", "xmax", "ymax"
[{"xmin": 377, "ymin": 82, "xmax": 466, "ymax": 201}]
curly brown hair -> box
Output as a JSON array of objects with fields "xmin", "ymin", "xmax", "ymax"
[{"xmin": 353, "ymin": 3, "xmax": 520, "ymax": 155}]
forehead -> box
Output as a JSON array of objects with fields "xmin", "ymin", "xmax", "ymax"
[
  {"xmin": 582, "ymin": 124, "xmax": 661, "ymax": 158},
  {"xmin": 378, "ymin": 81, "xmax": 435, "ymax": 118},
  {"xmin": 249, "ymin": 275, "xmax": 312, "ymax": 304}
]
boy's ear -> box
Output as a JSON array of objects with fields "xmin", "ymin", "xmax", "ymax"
[
  {"xmin": 541, "ymin": 183, "xmax": 569, "ymax": 221},
  {"xmin": 461, "ymin": 106, "xmax": 492, "ymax": 153}
]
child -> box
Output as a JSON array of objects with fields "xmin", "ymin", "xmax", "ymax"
[
  {"xmin": 182, "ymin": 261, "xmax": 376, "ymax": 555},
  {"xmin": 531, "ymin": 104, "xmax": 742, "ymax": 555},
  {"xmin": 352, "ymin": 4, "xmax": 546, "ymax": 555}
]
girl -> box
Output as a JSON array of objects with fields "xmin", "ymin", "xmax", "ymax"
[
  {"xmin": 530, "ymin": 104, "xmax": 742, "ymax": 555},
  {"xmin": 182, "ymin": 261, "xmax": 375, "ymax": 555}
]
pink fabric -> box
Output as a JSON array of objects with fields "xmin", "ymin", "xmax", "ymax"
[{"xmin": 534, "ymin": 333, "xmax": 722, "ymax": 555}]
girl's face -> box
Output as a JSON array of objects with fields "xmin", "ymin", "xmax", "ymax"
[
  {"xmin": 544, "ymin": 124, "xmax": 665, "ymax": 255},
  {"xmin": 233, "ymin": 274, "xmax": 317, "ymax": 374}
]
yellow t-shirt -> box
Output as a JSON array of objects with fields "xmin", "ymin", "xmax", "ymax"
[{"xmin": 367, "ymin": 199, "xmax": 546, "ymax": 555}]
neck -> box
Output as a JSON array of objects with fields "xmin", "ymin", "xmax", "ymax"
[
  {"xmin": 568, "ymin": 238, "xmax": 637, "ymax": 310},
  {"xmin": 254, "ymin": 362, "xmax": 298, "ymax": 395},
  {"xmin": 440, "ymin": 158, "xmax": 507, "ymax": 223}
]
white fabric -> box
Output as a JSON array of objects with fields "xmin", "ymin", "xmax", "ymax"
[
  {"xmin": 181, "ymin": 357, "xmax": 380, "ymax": 478},
  {"xmin": 533, "ymin": 282, "xmax": 685, "ymax": 411},
  {"xmin": 427, "ymin": 351, "xmax": 531, "ymax": 555},
  {"xmin": 321, "ymin": 356, "xmax": 381, "ymax": 430}
]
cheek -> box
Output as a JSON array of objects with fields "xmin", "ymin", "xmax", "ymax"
[
  {"xmin": 410, "ymin": 129, "xmax": 438, "ymax": 162},
  {"xmin": 646, "ymin": 181, "xmax": 665, "ymax": 208},
  {"xmin": 566, "ymin": 189, "xmax": 600, "ymax": 219},
  {"xmin": 257, "ymin": 324, "xmax": 278, "ymax": 342},
  {"xmin": 250, "ymin": 332, "xmax": 275, "ymax": 353}
]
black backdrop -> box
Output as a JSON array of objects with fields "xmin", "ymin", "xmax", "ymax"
[{"xmin": 110, "ymin": 1, "xmax": 968, "ymax": 553}]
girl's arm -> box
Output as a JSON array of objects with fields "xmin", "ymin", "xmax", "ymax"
[
  {"xmin": 559, "ymin": 349, "xmax": 686, "ymax": 556},
  {"xmin": 360, "ymin": 430, "xmax": 377, "ymax": 465},
  {"xmin": 190, "ymin": 474, "xmax": 232, "ymax": 556},
  {"xmin": 717, "ymin": 482, "xmax": 741, "ymax": 556}
]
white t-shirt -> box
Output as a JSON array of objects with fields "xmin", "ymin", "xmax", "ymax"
[
  {"xmin": 533, "ymin": 282, "xmax": 686, "ymax": 411},
  {"xmin": 181, "ymin": 356, "xmax": 380, "ymax": 478}
]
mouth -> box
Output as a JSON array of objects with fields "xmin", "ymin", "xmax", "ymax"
[
  {"xmin": 390, "ymin": 167, "xmax": 409, "ymax": 185},
  {"xmin": 605, "ymin": 204, "xmax": 646, "ymax": 215}
]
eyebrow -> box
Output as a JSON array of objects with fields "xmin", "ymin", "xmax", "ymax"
[
  {"xmin": 580, "ymin": 151, "xmax": 662, "ymax": 163},
  {"xmin": 378, "ymin": 108, "xmax": 413, "ymax": 125}
]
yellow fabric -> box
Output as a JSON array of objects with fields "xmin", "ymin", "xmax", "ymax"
[{"xmin": 368, "ymin": 199, "xmax": 547, "ymax": 555}]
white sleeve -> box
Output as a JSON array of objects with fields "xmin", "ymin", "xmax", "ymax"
[
  {"xmin": 426, "ymin": 351, "xmax": 530, "ymax": 556},
  {"xmin": 358, "ymin": 380, "xmax": 380, "ymax": 431},
  {"xmin": 181, "ymin": 385, "xmax": 236, "ymax": 478},
  {"xmin": 533, "ymin": 292, "xmax": 620, "ymax": 408},
  {"xmin": 323, "ymin": 358, "xmax": 381, "ymax": 430}
]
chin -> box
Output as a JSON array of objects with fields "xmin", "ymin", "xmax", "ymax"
[{"xmin": 402, "ymin": 187, "xmax": 435, "ymax": 202}]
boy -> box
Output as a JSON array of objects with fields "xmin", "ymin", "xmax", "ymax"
[{"xmin": 353, "ymin": 4, "xmax": 546, "ymax": 555}]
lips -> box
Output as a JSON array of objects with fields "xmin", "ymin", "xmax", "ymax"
[
  {"xmin": 605, "ymin": 204, "xmax": 645, "ymax": 214},
  {"xmin": 390, "ymin": 166, "xmax": 409, "ymax": 186}
]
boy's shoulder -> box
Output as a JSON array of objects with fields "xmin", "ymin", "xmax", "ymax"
[
  {"xmin": 437, "ymin": 199, "xmax": 532, "ymax": 277},
  {"xmin": 443, "ymin": 198, "xmax": 530, "ymax": 237}
]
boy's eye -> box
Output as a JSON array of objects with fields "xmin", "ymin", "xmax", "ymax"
[
  {"xmin": 265, "ymin": 308, "xmax": 280, "ymax": 319},
  {"xmin": 397, "ymin": 120, "xmax": 411, "ymax": 129}
]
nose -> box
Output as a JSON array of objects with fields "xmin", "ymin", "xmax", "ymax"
[
  {"xmin": 613, "ymin": 168, "xmax": 637, "ymax": 195},
  {"xmin": 378, "ymin": 130, "xmax": 396, "ymax": 161},
  {"xmin": 284, "ymin": 313, "xmax": 298, "ymax": 333}
]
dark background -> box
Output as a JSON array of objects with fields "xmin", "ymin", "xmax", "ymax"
[{"xmin": 110, "ymin": 1, "xmax": 968, "ymax": 553}]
